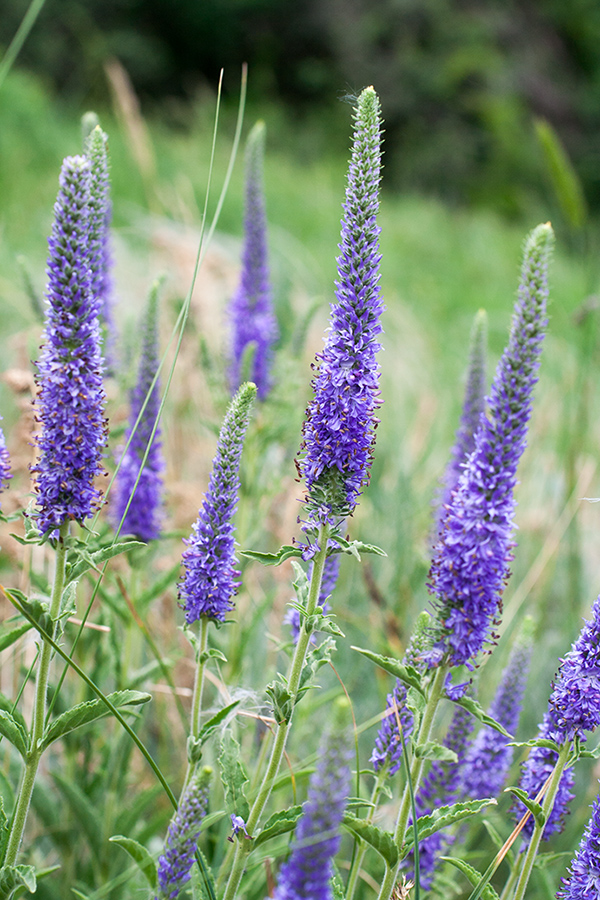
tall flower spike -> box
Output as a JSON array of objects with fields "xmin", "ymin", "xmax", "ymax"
[
  {"xmin": 461, "ymin": 621, "xmax": 533, "ymax": 801},
  {"xmin": 156, "ymin": 766, "xmax": 211, "ymax": 900},
  {"xmin": 0, "ymin": 420, "xmax": 11, "ymax": 505},
  {"xmin": 229, "ymin": 121, "xmax": 278, "ymax": 400},
  {"xmin": 299, "ymin": 86, "xmax": 384, "ymax": 523},
  {"xmin": 557, "ymin": 785, "xmax": 600, "ymax": 900},
  {"xmin": 517, "ymin": 596, "xmax": 600, "ymax": 838},
  {"xmin": 32, "ymin": 155, "xmax": 107, "ymax": 537},
  {"xmin": 273, "ymin": 726, "xmax": 352, "ymax": 900},
  {"xmin": 428, "ymin": 223, "xmax": 553, "ymax": 667},
  {"xmin": 404, "ymin": 702, "xmax": 475, "ymax": 889},
  {"xmin": 434, "ymin": 309, "xmax": 487, "ymax": 536},
  {"xmin": 371, "ymin": 612, "xmax": 431, "ymax": 775},
  {"xmin": 85, "ymin": 125, "xmax": 117, "ymax": 370},
  {"xmin": 111, "ymin": 281, "xmax": 164, "ymax": 541},
  {"xmin": 179, "ymin": 382, "xmax": 256, "ymax": 623}
]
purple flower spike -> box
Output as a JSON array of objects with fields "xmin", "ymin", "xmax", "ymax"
[
  {"xmin": 428, "ymin": 223, "xmax": 553, "ymax": 667},
  {"xmin": 111, "ymin": 281, "xmax": 164, "ymax": 541},
  {"xmin": 229, "ymin": 121, "xmax": 278, "ymax": 400},
  {"xmin": 32, "ymin": 155, "xmax": 107, "ymax": 537},
  {"xmin": 557, "ymin": 785, "xmax": 600, "ymax": 900},
  {"xmin": 461, "ymin": 623, "xmax": 533, "ymax": 801},
  {"xmin": 156, "ymin": 766, "xmax": 211, "ymax": 900},
  {"xmin": 273, "ymin": 727, "xmax": 351, "ymax": 900},
  {"xmin": 299, "ymin": 86, "xmax": 384, "ymax": 523},
  {"xmin": 517, "ymin": 597, "xmax": 600, "ymax": 838},
  {"xmin": 179, "ymin": 382, "xmax": 256, "ymax": 623},
  {"xmin": 85, "ymin": 125, "xmax": 117, "ymax": 371},
  {"xmin": 405, "ymin": 703, "xmax": 474, "ymax": 889},
  {"xmin": 434, "ymin": 309, "xmax": 487, "ymax": 536},
  {"xmin": 0, "ymin": 422, "xmax": 11, "ymax": 502}
]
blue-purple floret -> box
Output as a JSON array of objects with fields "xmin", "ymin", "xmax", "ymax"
[
  {"xmin": 517, "ymin": 596, "xmax": 600, "ymax": 838},
  {"xmin": 112, "ymin": 285, "xmax": 164, "ymax": 541},
  {"xmin": 405, "ymin": 703, "xmax": 474, "ymax": 889},
  {"xmin": 273, "ymin": 729, "xmax": 351, "ymax": 900},
  {"xmin": 461, "ymin": 632, "xmax": 532, "ymax": 800},
  {"xmin": 179, "ymin": 383, "xmax": 256, "ymax": 623},
  {"xmin": 557, "ymin": 786, "xmax": 600, "ymax": 900},
  {"xmin": 156, "ymin": 768, "xmax": 210, "ymax": 899},
  {"xmin": 299, "ymin": 86, "xmax": 384, "ymax": 521},
  {"xmin": 229, "ymin": 122, "xmax": 278, "ymax": 400},
  {"xmin": 0, "ymin": 423, "xmax": 11, "ymax": 501},
  {"xmin": 435, "ymin": 309, "xmax": 487, "ymax": 536},
  {"xmin": 32, "ymin": 155, "xmax": 107, "ymax": 537},
  {"xmin": 428, "ymin": 223, "xmax": 553, "ymax": 667}
]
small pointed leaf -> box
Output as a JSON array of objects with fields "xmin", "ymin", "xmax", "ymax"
[
  {"xmin": 441, "ymin": 857, "xmax": 500, "ymax": 900},
  {"xmin": 414, "ymin": 741, "xmax": 459, "ymax": 763},
  {"xmin": 109, "ymin": 835, "xmax": 158, "ymax": 889},
  {"xmin": 453, "ymin": 696, "xmax": 512, "ymax": 737},
  {"xmin": 351, "ymin": 647, "xmax": 425, "ymax": 694},
  {"xmin": 254, "ymin": 805, "xmax": 303, "ymax": 847},
  {"xmin": 0, "ymin": 710, "xmax": 27, "ymax": 758},
  {"xmin": 0, "ymin": 623, "xmax": 31, "ymax": 652},
  {"xmin": 0, "ymin": 864, "xmax": 36, "ymax": 897},
  {"xmin": 342, "ymin": 813, "xmax": 398, "ymax": 867},
  {"xmin": 219, "ymin": 733, "xmax": 249, "ymax": 821},
  {"xmin": 504, "ymin": 787, "xmax": 545, "ymax": 827},
  {"xmin": 42, "ymin": 691, "xmax": 151, "ymax": 749},
  {"xmin": 401, "ymin": 799, "xmax": 496, "ymax": 856}
]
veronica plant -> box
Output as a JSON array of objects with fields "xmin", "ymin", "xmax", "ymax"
[
  {"xmin": 156, "ymin": 767, "xmax": 211, "ymax": 900},
  {"xmin": 229, "ymin": 121, "xmax": 278, "ymax": 399},
  {"xmin": 112, "ymin": 281, "xmax": 164, "ymax": 542},
  {"xmin": 557, "ymin": 785, "xmax": 600, "ymax": 900},
  {"xmin": 0, "ymin": 420, "xmax": 11, "ymax": 504}
]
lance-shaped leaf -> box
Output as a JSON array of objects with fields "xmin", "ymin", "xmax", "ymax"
[
  {"xmin": 0, "ymin": 622, "xmax": 31, "ymax": 652},
  {"xmin": 254, "ymin": 805, "xmax": 304, "ymax": 847},
  {"xmin": 414, "ymin": 741, "xmax": 459, "ymax": 763},
  {"xmin": 241, "ymin": 545, "xmax": 303, "ymax": 566},
  {"xmin": 452, "ymin": 695, "xmax": 512, "ymax": 737},
  {"xmin": 109, "ymin": 835, "xmax": 158, "ymax": 890},
  {"xmin": 401, "ymin": 798, "xmax": 497, "ymax": 857},
  {"xmin": 327, "ymin": 535, "xmax": 387, "ymax": 559},
  {"xmin": 341, "ymin": 813, "xmax": 398, "ymax": 867},
  {"xmin": 41, "ymin": 690, "xmax": 151, "ymax": 749},
  {"xmin": 504, "ymin": 786, "xmax": 545, "ymax": 827},
  {"xmin": 219, "ymin": 733, "xmax": 250, "ymax": 821},
  {"xmin": 441, "ymin": 857, "xmax": 500, "ymax": 900},
  {"xmin": 65, "ymin": 539, "xmax": 146, "ymax": 585},
  {"xmin": 187, "ymin": 700, "xmax": 241, "ymax": 765},
  {"xmin": 0, "ymin": 865, "xmax": 36, "ymax": 898},
  {"xmin": 0, "ymin": 710, "xmax": 28, "ymax": 758},
  {"xmin": 351, "ymin": 646, "xmax": 426, "ymax": 694}
]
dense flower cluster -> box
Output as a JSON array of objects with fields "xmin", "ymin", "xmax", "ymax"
[
  {"xmin": 461, "ymin": 628, "xmax": 533, "ymax": 800},
  {"xmin": 273, "ymin": 729, "xmax": 351, "ymax": 900},
  {"xmin": 229, "ymin": 121, "xmax": 278, "ymax": 400},
  {"xmin": 428, "ymin": 223, "xmax": 553, "ymax": 667},
  {"xmin": 179, "ymin": 383, "xmax": 256, "ymax": 623},
  {"xmin": 435, "ymin": 309, "xmax": 487, "ymax": 536},
  {"xmin": 156, "ymin": 767, "xmax": 210, "ymax": 899},
  {"xmin": 32, "ymin": 155, "xmax": 107, "ymax": 536},
  {"xmin": 299, "ymin": 86, "xmax": 384, "ymax": 522},
  {"xmin": 405, "ymin": 703, "xmax": 474, "ymax": 888},
  {"xmin": 112, "ymin": 283, "xmax": 164, "ymax": 541},
  {"xmin": 558, "ymin": 787, "xmax": 600, "ymax": 900},
  {"xmin": 517, "ymin": 596, "xmax": 600, "ymax": 838},
  {"xmin": 0, "ymin": 422, "xmax": 11, "ymax": 502}
]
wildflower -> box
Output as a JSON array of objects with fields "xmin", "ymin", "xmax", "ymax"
[
  {"xmin": 230, "ymin": 814, "xmax": 251, "ymax": 839},
  {"xmin": 434, "ymin": 309, "xmax": 487, "ymax": 535},
  {"xmin": 179, "ymin": 382, "xmax": 256, "ymax": 623},
  {"xmin": 371, "ymin": 612, "xmax": 430, "ymax": 774},
  {"xmin": 0, "ymin": 422, "xmax": 11, "ymax": 502},
  {"xmin": 157, "ymin": 767, "xmax": 211, "ymax": 899},
  {"xmin": 428, "ymin": 223, "xmax": 553, "ymax": 667},
  {"xmin": 461, "ymin": 625, "xmax": 533, "ymax": 800},
  {"xmin": 229, "ymin": 121, "xmax": 278, "ymax": 400},
  {"xmin": 404, "ymin": 702, "xmax": 474, "ymax": 889},
  {"xmin": 299, "ymin": 86, "xmax": 384, "ymax": 523},
  {"xmin": 111, "ymin": 282, "xmax": 164, "ymax": 541},
  {"xmin": 32, "ymin": 155, "xmax": 106, "ymax": 537},
  {"xmin": 273, "ymin": 728, "xmax": 351, "ymax": 900},
  {"xmin": 85, "ymin": 125, "xmax": 117, "ymax": 367},
  {"xmin": 517, "ymin": 596, "xmax": 600, "ymax": 838},
  {"xmin": 557, "ymin": 785, "xmax": 600, "ymax": 900}
]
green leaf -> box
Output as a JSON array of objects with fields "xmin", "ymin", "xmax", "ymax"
[
  {"xmin": 297, "ymin": 637, "xmax": 336, "ymax": 701},
  {"xmin": 505, "ymin": 787, "xmax": 545, "ymax": 827},
  {"xmin": 41, "ymin": 690, "xmax": 151, "ymax": 750},
  {"xmin": 507, "ymin": 737, "xmax": 560, "ymax": 753},
  {"xmin": 350, "ymin": 647, "xmax": 425, "ymax": 694},
  {"xmin": 290, "ymin": 560, "xmax": 309, "ymax": 606},
  {"xmin": 198, "ymin": 648, "xmax": 228, "ymax": 665},
  {"xmin": 65, "ymin": 540, "xmax": 146, "ymax": 585},
  {"xmin": 109, "ymin": 835, "xmax": 157, "ymax": 890},
  {"xmin": 241, "ymin": 545, "xmax": 303, "ymax": 566},
  {"xmin": 331, "ymin": 873, "xmax": 346, "ymax": 900},
  {"xmin": 265, "ymin": 677, "xmax": 293, "ymax": 723},
  {"xmin": 442, "ymin": 857, "xmax": 500, "ymax": 900},
  {"xmin": 0, "ymin": 695, "xmax": 26, "ymax": 734},
  {"xmin": 328, "ymin": 535, "xmax": 387, "ymax": 559},
  {"xmin": 0, "ymin": 710, "xmax": 28, "ymax": 758},
  {"xmin": 190, "ymin": 847, "xmax": 218, "ymax": 900},
  {"xmin": 342, "ymin": 813, "xmax": 398, "ymax": 867},
  {"xmin": 480, "ymin": 818, "xmax": 516, "ymax": 867},
  {"xmin": 254, "ymin": 805, "xmax": 303, "ymax": 847},
  {"xmin": 219, "ymin": 733, "xmax": 249, "ymax": 821},
  {"xmin": 453, "ymin": 696, "xmax": 512, "ymax": 738},
  {"xmin": 402, "ymin": 799, "xmax": 496, "ymax": 856},
  {"xmin": 0, "ymin": 864, "xmax": 36, "ymax": 898},
  {"xmin": 414, "ymin": 741, "xmax": 458, "ymax": 763},
  {"xmin": 0, "ymin": 797, "xmax": 8, "ymax": 864},
  {"xmin": 533, "ymin": 851, "xmax": 574, "ymax": 870},
  {"xmin": 188, "ymin": 700, "xmax": 242, "ymax": 765},
  {"xmin": 0, "ymin": 623, "xmax": 31, "ymax": 653}
]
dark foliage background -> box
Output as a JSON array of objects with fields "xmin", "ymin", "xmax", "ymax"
[{"xmin": 2, "ymin": 0, "xmax": 600, "ymax": 212}]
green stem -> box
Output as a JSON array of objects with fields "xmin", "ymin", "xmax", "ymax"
[
  {"xmin": 345, "ymin": 770, "xmax": 387, "ymax": 900},
  {"xmin": 376, "ymin": 664, "xmax": 448, "ymax": 900},
  {"xmin": 499, "ymin": 857, "xmax": 522, "ymax": 900},
  {"xmin": 221, "ymin": 522, "xmax": 330, "ymax": 900},
  {"xmin": 3, "ymin": 522, "xmax": 69, "ymax": 866},
  {"xmin": 510, "ymin": 742, "xmax": 571, "ymax": 900},
  {"xmin": 182, "ymin": 617, "xmax": 210, "ymax": 791}
]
